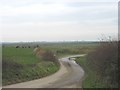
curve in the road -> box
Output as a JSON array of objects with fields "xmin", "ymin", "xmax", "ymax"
[{"xmin": 3, "ymin": 54, "xmax": 85, "ymax": 88}]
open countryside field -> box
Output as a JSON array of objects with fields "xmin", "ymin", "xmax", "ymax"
[
  {"xmin": 1, "ymin": 0, "xmax": 118, "ymax": 89},
  {"xmin": 2, "ymin": 42, "xmax": 98, "ymax": 86},
  {"xmin": 2, "ymin": 41, "xmax": 118, "ymax": 88},
  {"xmin": 3, "ymin": 42, "xmax": 98, "ymax": 57},
  {"xmin": 2, "ymin": 46, "xmax": 59, "ymax": 85}
]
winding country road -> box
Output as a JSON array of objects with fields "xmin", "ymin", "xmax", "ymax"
[{"xmin": 3, "ymin": 54, "xmax": 85, "ymax": 89}]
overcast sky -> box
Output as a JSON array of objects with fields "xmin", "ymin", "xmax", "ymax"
[{"xmin": 0, "ymin": 0, "xmax": 118, "ymax": 42}]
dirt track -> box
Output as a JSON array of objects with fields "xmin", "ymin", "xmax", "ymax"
[{"xmin": 3, "ymin": 54, "xmax": 85, "ymax": 88}]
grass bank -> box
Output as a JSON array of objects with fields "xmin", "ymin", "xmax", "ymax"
[
  {"xmin": 75, "ymin": 56, "xmax": 105, "ymax": 88},
  {"xmin": 2, "ymin": 47, "xmax": 60, "ymax": 86}
]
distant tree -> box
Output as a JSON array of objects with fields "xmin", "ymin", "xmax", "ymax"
[{"xmin": 16, "ymin": 46, "xmax": 20, "ymax": 48}]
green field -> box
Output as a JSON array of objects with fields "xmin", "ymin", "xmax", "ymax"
[
  {"xmin": 3, "ymin": 42, "xmax": 98, "ymax": 55},
  {"xmin": 2, "ymin": 47, "xmax": 59, "ymax": 85}
]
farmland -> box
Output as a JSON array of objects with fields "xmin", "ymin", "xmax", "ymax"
[
  {"xmin": 3, "ymin": 41, "xmax": 118, "ymax": 88},
  {"xmin": 2, "ymin": 46, "xmax": 59, "ymax": 85},
  {"xmin": 2, "ymin": 41, "xmax": 98, "ymax": 86}
]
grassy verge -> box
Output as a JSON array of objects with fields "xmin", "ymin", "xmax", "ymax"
[
  {"xmin": 2, "ymin": 47, "xmax": 60, "ymax": 86},
  {"xmin": 75, "ymin": 56, "xmax": 105, "ymax": 88}
]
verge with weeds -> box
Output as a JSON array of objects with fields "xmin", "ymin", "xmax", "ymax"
[{"xmin": 76, "ymin": 40, "xmax": 118, "ymax": 88}]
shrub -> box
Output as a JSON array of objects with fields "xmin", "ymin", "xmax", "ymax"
[
  {"xmin": 87, "ymin": 40, "xmax": 118, "ymax": 88},
  {"xmin": 16, "ymin": 46, "xmax": 20, "ymax": 48},
  {"xmin": 42, "ymin": 51, "xmax": 58, "ymax": 63}
]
